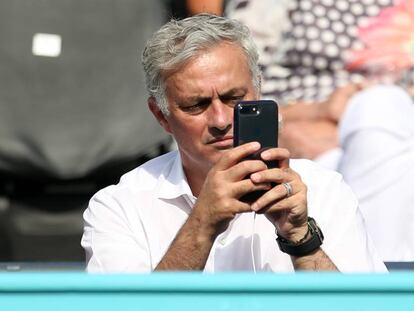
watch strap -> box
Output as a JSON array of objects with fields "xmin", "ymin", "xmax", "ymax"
[{"xmin": 276, "ymin": 217, "xmax": 324, "ymax": 257}]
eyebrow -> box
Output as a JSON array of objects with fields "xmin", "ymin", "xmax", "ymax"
[
  {"xmin": 219, "ymin": 87, "xmax": 247, "ymax": 98},
  {"xmin": 177, "ymin": 87, "xmax": 247, "ymax": 107}
]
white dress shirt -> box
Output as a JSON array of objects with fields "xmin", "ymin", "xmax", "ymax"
[{"xmin": 81, "ymin": 150, "xmax": 386, "ymax": 273}]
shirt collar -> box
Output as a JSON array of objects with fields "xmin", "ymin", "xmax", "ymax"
[{"xmin": 155, "ymin": 150, "xmax": 195, "ymax": 202}]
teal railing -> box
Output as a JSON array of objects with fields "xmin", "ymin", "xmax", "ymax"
[{"xmin": 1, "ymin": 272, "xmax": 414, "ymax": 310}]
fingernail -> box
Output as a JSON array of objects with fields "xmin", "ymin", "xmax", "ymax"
[
  {"xmin": 251, "ymin": 202, "xmax": 259, "ymax": 211},
  {"xmin": 251, "ymin": 173, "xmax": 260, "ymax": 182},
  {"xmin": 261, "ymin": 151, "xmax": 270, "ymax": 159}
]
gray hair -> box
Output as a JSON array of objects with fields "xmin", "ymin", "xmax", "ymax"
[{"xmin": 142, "ymin": 13, "xmax": 261, "ymax": 115}]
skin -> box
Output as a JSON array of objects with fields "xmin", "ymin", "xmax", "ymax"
[
  {"xmin": 148, "ymin": 42, "xmax": 337, "ymax": 271},
  {"xmin": 279, "ymin": 83, "xmax": 365, "ymax": 159},
  {"xmin": 186, "ymin": 0, "xmax": 224, "ymax": 16}
]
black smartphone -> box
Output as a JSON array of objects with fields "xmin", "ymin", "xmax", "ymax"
[{"xmin": 233, "ymin": 100, "xmax": 279, "ymax": 202}]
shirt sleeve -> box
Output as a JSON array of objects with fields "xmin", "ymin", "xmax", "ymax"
[
  {"xmin": 338, "ymin": 85, "xmax": 414, "ymax": 198},
  {"xmin": 337, "ymin": 85, "xmax": 414, "ymax": 261},
  {"xmin": 81, "ymin": 185, "xmax": 152, "ymax": 273}
]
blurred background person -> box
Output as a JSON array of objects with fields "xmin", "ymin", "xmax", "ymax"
[{"xmin": 0, "ymin": 0, "xmax": 171, "ymax": 267}]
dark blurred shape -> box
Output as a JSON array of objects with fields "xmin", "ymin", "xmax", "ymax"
[
  {"xmin": 166, "ymin": 0, "xmax": 189, "ymax": 18},
  {"xmin": 166, "ymin": 0, "xmax": 225, "ymax": 18},
  {"xmin": 0, "ymin": 0, "xmax": 170, "ymax": 262},
  {"xmin": 0, "ymin": 261, "xmax": 85, "ymax": 271},
  {"xmin": 384, "ymin": 262, "xmax": 414, "ymax": 271}
]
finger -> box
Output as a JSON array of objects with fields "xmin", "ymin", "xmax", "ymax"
[
  {"xmin": 228, "ymin": 199, "xmax": 255, "ymax": 214},
  {"xmin": 260, "ymin": 148, "xmax": 290, "ymax": 169},
  {"xmin": 251, "ymin": 180, "xmax": 303, "ymax": 212},
  {"xmin": 227, "ymin": 159, "xmax": 268, "ymax": 181},
  {"xmin": 250, "ymin": 167, "xmax": 297, "ymax": 184},
  {"xmin": 231, "ymin": 178, "xmax": 272, "ymax": 199},
  {"xmin": 215, "ymin": 142, "xmax": 261, "ymax": 170},
  {"xmin": 253, "ymin": 197, "xmax": 293, "ymax": 215},
  {"xmin": 253, "ymin": 194, "xmax": 302, "ymax": 216}
]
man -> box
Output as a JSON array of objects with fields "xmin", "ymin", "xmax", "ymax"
[{"xmin": 81, "ymin": 14, "xmax": 386, "ymax": 272}]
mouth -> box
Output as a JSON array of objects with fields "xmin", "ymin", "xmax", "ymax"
[{"xmin": 207, "ymin": 136, "xmax": 234, "ymax": 149}]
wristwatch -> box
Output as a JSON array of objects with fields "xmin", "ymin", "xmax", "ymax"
[{"xmin": 276, "ymin": 217, "xmax": 324, "ymax": 257}]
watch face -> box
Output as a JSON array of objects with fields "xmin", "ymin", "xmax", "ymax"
[{"xmin": 309, "ymin": 217, "xmax": 324, "ymax": 241}]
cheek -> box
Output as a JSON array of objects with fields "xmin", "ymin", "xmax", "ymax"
[{"xmin": 170, "ymin": 116, "xmax": 206, "ymax": 140}]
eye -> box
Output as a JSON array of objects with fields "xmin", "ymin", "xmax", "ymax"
[{"xmin": 180, "ymin": 99, "xmax": 210, "ymax": 114}]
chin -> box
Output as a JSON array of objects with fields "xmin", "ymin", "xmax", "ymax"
[{"xmin": 208, "ymin": 150, "xmax": 227, "ymax": 164}]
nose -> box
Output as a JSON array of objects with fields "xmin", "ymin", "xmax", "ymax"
[{"xmin": 207, "ymin": 99, "xmax": 232, "ymax": 132}]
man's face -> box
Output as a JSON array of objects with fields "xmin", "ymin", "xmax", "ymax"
[{"xmin": 151, "ymin": 42, "xmax": 258, "ymax": 175}]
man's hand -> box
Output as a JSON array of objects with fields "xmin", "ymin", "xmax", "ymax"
[
  {"xmin": 156, "ymin": 141, "xmax": 271, "ymax": 271},
  {"xmin": 249, "ymin": 147, "xmax": 338, "ymax": 271},
  {"xmin": 249, "ymin": 148, "xmax": 309, "ymax": 242},
  {"xmin": 193, "ymin": 142, "xmax": 272, "ymax": 237}
]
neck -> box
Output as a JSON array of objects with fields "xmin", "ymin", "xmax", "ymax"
[{"xmin": 182, "ymin": 162, "xmax": 209, "ymax": 198}]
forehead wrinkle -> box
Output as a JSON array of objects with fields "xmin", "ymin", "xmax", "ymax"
[{"xmin": 164, "ymin": 42, "xmax": 254, "ymax": 105}]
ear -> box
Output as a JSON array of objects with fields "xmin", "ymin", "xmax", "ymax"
[{"xmin": 148, "ymin": 96, "xmax": 172, "ymax": 134}]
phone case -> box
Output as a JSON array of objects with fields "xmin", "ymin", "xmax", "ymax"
[{"xmin": 233, "ymin": 100, "xmax": 279, "ymax": 202}]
